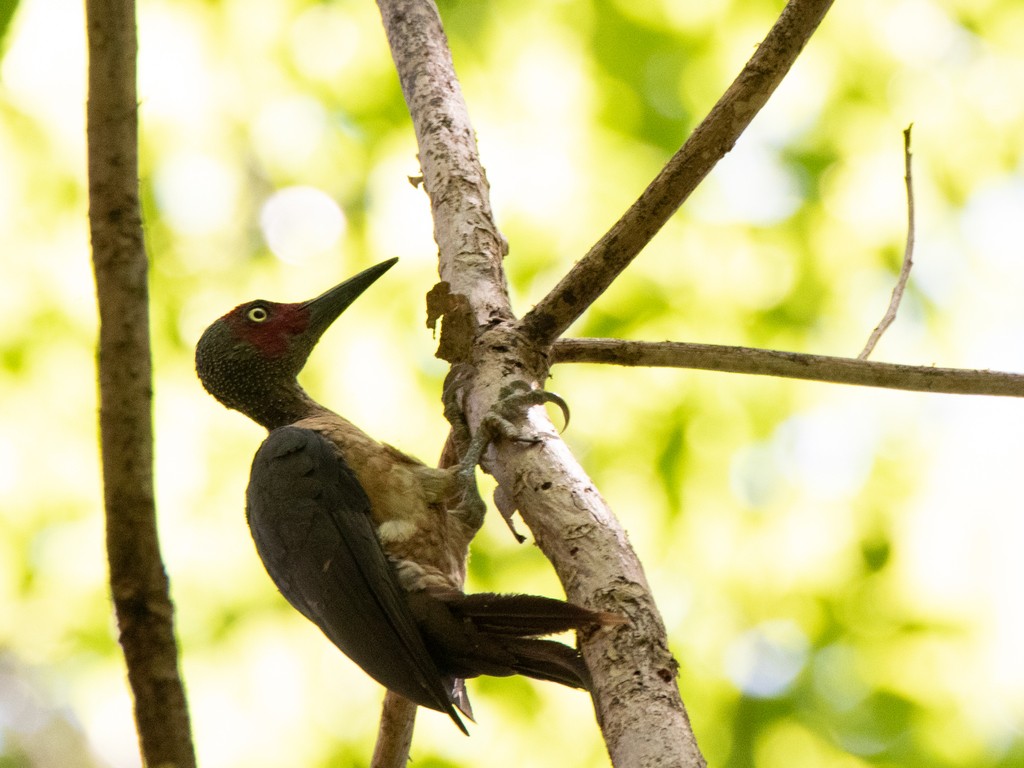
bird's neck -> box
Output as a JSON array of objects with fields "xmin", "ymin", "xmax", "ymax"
[{"xmin": 244, "ymin": 379, "xmax": 333, "ymax": 431}]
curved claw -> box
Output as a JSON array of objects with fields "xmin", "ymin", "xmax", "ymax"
[
  {"xmin": 540, "ymin": 390, "xmax": 570, "ymax": 433},
  {"xmin": 496, "ymin": 383, "xmax": 570, "ymax": 434}
]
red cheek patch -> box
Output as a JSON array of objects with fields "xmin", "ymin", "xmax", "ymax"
[{"xmin": 226, "ymin": 302, "xmax": 311, "ymax": 357}]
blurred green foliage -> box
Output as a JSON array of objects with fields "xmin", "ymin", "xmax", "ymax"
[{"xmin": 1, "ymin": 0, "xmax": 1023, "ymax": 766}]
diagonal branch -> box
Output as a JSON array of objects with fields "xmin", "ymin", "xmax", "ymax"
[
  {"xmin": 85, "ymin": 0, "xmax": 195, "ymax": 765},
  {"xmin": 553, "ymin": 338, "xmax": 1024, "ymax": 397},
  {"xmin": 520, "ymin": 0, "xmax": 836, "ymax": 346}
]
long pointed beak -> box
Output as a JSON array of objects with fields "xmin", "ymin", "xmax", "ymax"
[{"xmin": 303, "ymin": 257, "xmax": 398, "ymax": 338}]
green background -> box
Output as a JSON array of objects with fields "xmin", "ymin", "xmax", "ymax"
[{"xmin": 1, "ymin": 0, "xmax": 1022, "ymax": 766}]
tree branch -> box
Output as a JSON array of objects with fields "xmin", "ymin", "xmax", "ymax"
[
  {"xmin": 375, "ymin": 4, "xmax": 510, "ymax": 755},
  {"xmin": 860, "ymin": 125, "xmax": 916, "ymax": 359},
  {"xmin": 86, "ymin": 0, "xmax": 195, "ymax": 766},
  {"xmin": 371, "ymin": 692, "xmax": 418, "ymax": 768},
  {"xmin": 378, "ymin": 2, "xmax": 707, "ymax": 766},
  {"xmin": 520, "ymin": 0, "xmax": 836, "ymax": 346},
  {"xmin": 553, "ymin": 338, "xmax": 1024, "ymax": 397},
  {"xmin": 377, "ymin": 0, "xmax": 513, "ymax": 326}
]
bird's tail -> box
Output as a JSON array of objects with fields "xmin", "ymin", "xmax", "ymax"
[
  {"xmin": 434, "ymin": 592, "xmax": 625, "ymax": 690},
  {"xmin": 448, "ymin": 592, "xmax": 625, "ymax": 636},
  {"xmin": 497, "ymin": 635, "xmax": 595, "ymax": 689}
]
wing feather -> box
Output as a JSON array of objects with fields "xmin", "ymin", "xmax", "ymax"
[{"xmin": 245, "ymin": 425, "xmax": 466, "ymax": 733}]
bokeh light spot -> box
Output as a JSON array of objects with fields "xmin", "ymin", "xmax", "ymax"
[
  {"xmin": 259, "ymin": 186, "xmax": 346, "ymax": 264},
  {"xmin": 725, "ymin": 620, "xmax": 810, "ymax": 698},
  {"xmin": 154, "ymin": 151, "xmax": 241, "ymax": 235}
]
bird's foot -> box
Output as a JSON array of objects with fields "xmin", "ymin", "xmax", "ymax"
[
  {"xmin": 480, "ymin": 382, "xmax": 570, "ymax": 445},
  {"xmin": 461, "ymin": 381, "xmax": 569, "ymax": 474},
  {"xmin": 445, "ymin": 376, "xmax": 570, "ymax": 536}
]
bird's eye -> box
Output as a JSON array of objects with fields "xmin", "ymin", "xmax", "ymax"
[{"xmin": 247, "ymin": 306, "xmax": 269, "ymax": 323}]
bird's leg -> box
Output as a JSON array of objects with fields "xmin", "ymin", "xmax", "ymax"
[
  {"xmin": 443, "ymin": 368, "xmax": 570, "ymax": 537},
  {"xmin": 441, "ymin": 366, "xmax": 487, "ymax": 535},
  {"xmin": 441, "ymin": 365, "xmax": 476, "ymax": 466}
]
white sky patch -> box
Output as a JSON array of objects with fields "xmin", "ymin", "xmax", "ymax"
[
  {"xmin": 772, "ymin": 405, "xmax": 881, "ymax": 501},
  {"xmin": 693, "ymin": 138, "xmax": 804, "ymax": 225},
  {"xmin": 138, "ymin": 4, "xmax": 216, "ymax": 126},
  {"xmin": 508, "ymin": 35, "xmax": 590, "ymax": 122},
  {"xmin": 822, "ymin": 151, "xmax": 907, "ymax": 243},
  {"xmin": 961, "ymin": 176, "xmax": 1024, "ymax": 269},
  {"xmin": 366, "ymin": 155, "xmax": 435, "ymax": 257},
  {"xmin": 260, "ymin": 186, "xmax": 346, "ymax": 264},
  {"xmin": 0, "ymin": 0, "xmax": 85, "ymax": 151},
  {"xmin": 154, "ymin": 151, "xmax": 242, "ymax": 235},
  {"xmin": 948, "ymin": 174, "xmax": 1024, "ymax": 369},
  {"xmin": 252, "ymin": 96, "xmax": 330, "ymax": 172},
  {"xmin": 289, "ymin": 5, "xmax": 363, "ymax": 82},
  {"xmin": 478, "ymin": 31, "xmax": 591, "ymax": 226},
  {"xmin": 730, "ymin": 441, "xmax": 782, "ymax": 509},
  {"xmin": 725, "ymin": 620, "xmax": 810, "ymax": 698},
  {"xmin": 882, "ymin": 0, "xmax": 972, "ymax": 67},
  {"xmin": 893, "ymin": 395, "xmax": 1024, "ymax": 732},
  {"xmin": 0, "ymin": 435, "xmax": 19, "ymax": 498},
  {"xmin": 901, "ymin": 396, "xmax": 1024, "ymax": 613},
  {"xmin": 488, "ymin": 135, "xmax": 580, "ymax": 221}
]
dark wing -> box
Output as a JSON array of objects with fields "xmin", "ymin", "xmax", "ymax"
[{"xmin": 245, "ymin": 425, "xmax": 466, "ymax": 733}]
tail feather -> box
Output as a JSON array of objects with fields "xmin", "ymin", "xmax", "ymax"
[
  {"xmin": 444, "ymin": 592, "xmax": 624, "ymax": 637},
  {"xmin": 408, "ymin": 590, "xmax": 625, "ymax": 694},
  {"xmin": 448, "ymin": 678, "xmax": 475, "ymax": 721},
  {"xmin": 503, "ymin": 637, "xmax": 593, "ymax": 690}
]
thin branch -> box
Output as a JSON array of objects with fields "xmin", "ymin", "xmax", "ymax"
[
  {"xmin": 520, "ymin": 0, "xmax": 837, "ymax": 346},
  {"xmin": 860, "ymin": 125, "xmax": 916, "ymax": 359},
  {"xmin": 553, "ymin": 338, "xmax": 1024, "ymax": 397},
  {"xmin": 85, "ymin": 0, "xmax": 195, "ymax": 765}
]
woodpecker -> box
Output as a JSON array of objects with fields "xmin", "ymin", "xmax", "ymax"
[{"xmin": 195, "ymin": 259, "xmax": 618, "ymax": 732}]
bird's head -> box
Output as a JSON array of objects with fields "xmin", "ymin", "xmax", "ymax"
[{"xmin": 195, "ymin": 258, "xmax": 397, "ymax": 428}]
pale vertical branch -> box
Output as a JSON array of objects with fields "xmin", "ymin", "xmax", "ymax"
[
  {"xmin": 373, "ymin": 3, "xmax": 509, "ymax": 758},
  {"xmin": 860, "ymin": 125, "xmax": 916, "ymax": 359},
  {"xmin": 377, "ymin": 0, "xmax": 513, "ymax": 326},
  {"xmin": 376, "ymin": 0, "xmax": 838, "ymax": 764},
  {"xmin": 86, "ymin": 0, "xmax": 196, "ymax": 765},
  {"xmin": 376, "ymin": 1, "xmax": 706, "ymax": 766}
]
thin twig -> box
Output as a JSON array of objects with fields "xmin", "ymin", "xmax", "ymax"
[
  {"xmin": 553, "ymin": 338, "xmax": 1024, "ymax": 397},
  {"xmin": 520, "ymin": 0, "xmax": 836, "ymax": 346},
  {"xmin": 85, "ymin": 0, "xmax": 195, "ymax": 765},
  {"xmin": 860, "ymin": 125, "xmax": 916, "ymax": 359}
]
